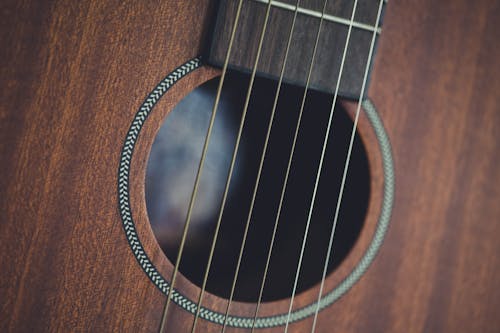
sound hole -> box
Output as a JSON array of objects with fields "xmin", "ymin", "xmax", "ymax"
[{"xmin": 145, "ymin": 71, "xmax": 370, "ymax": 302}]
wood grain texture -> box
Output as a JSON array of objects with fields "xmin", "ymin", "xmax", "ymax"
[
  {"xmin": 364, "ymin": 0, "xmax": 500, "ymax": 332},
  {"xmin": 0, "ymin": 0, "xmax": 217, "ymax": 331},
  {"xmin": 1, "ymin": 0, "xmax": 499, "ymax": 332}
]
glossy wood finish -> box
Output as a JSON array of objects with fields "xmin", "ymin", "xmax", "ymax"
[
  {"xmin": 1, "ymin": 0, "xmax": 499, "ymax": 332},
  {"xmin": 0, "ymin": 1, "xmax": 217, "ymax": 331},
  {"xmin": 365, "ymin": 1, "xmax": 500, "ymax": 331}
]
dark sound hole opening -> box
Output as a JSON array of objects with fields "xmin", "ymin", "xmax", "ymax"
[{"xmin": 145, "ymin": 71, "xmax": 370, "ymax": 302}]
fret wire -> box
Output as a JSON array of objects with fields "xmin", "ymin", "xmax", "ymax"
[
  {"xmin": 159, "ymin": 1, "xmax": 246, "ymax": 332},
  {"xmin": 310, "ymin": 0, "xmax": 385, "ymax": 332},
  {"xmin": 251, "ymin": 0, "xmax": 382, "ymax": 34},
  {"xmin": 250, "ymin": 1, "xmax": 302, "ymax": 331},
  {"xmin": 282, "ymin": 0, "xmax": 331, "ymax": 330}
]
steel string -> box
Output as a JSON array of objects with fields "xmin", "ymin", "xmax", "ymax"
[
  {"xmin": 158, "ymin": 1, "xmax": 245, "ymax": 332},
  {"xmin": 217, "ymin": 2, "xmax": 274, "ymax": 331},
  {"xmin": 310, "ymin": 1, "xmax": 385, "ymax": 332},
  {"xmin": 279, "ymin": 0, "xmax": 332, "ymax": 331},
  {"xmin": 283, "ymin": 0, "xmax": 361, "ymax": 330},
  {"xmin": 249, "ymin": 0, "xmax": 302, "ymax": 331}
]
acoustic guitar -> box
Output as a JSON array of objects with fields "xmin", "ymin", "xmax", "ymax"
[{"xmin": 1, "ymin": 0, "xmax": 498, "ymax": 332}]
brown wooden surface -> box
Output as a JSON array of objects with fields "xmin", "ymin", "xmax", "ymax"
[
  {"xmin": 1, "ymin": 0, "xmax": 499, "ymax": 332},
  {"xmin": 0, "ymin": 0, "xmax": 218, "ymax": 332},
  {"xmin": 365, "ymin": 0, "xmax": 500, "ymax": 331},
  {"xmin": 209, "ymin": 0, "xmax": 382, "ymax": 98}
]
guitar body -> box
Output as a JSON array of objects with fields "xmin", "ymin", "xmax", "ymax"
[{"xmin": 1, "ymin": 0, "xmax": 499, "ymax": 332}]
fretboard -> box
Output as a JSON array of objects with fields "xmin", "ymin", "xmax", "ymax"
[{"xmin": 208, "ymin": 0, "xmax": 386, "ymax": 99}]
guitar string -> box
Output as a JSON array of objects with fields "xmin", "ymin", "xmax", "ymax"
[
  {"xmin": 248, "ymin": 0, "xmax": 302, "ymax": 331},
  {"xmin": 158, "ymin": 1, "xmax": 245, "ymax": 331},
  {"xmin": 215, "ymin": 3, "xmax": 275, "ymax": 332},
  {"xmin": 310, "ymin": 1, "xmax": 384, "ymax": 332},
  {"xmin": 160, "ymin": 0, "xmax": 381, "ymax": 331},
  {"xmin": 275, "ymin": 0, "xmax": 337, "ymax": 331},
  {"xmin": 223, "ymin": 0, "xmax": 331, "ymax": 329}
]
